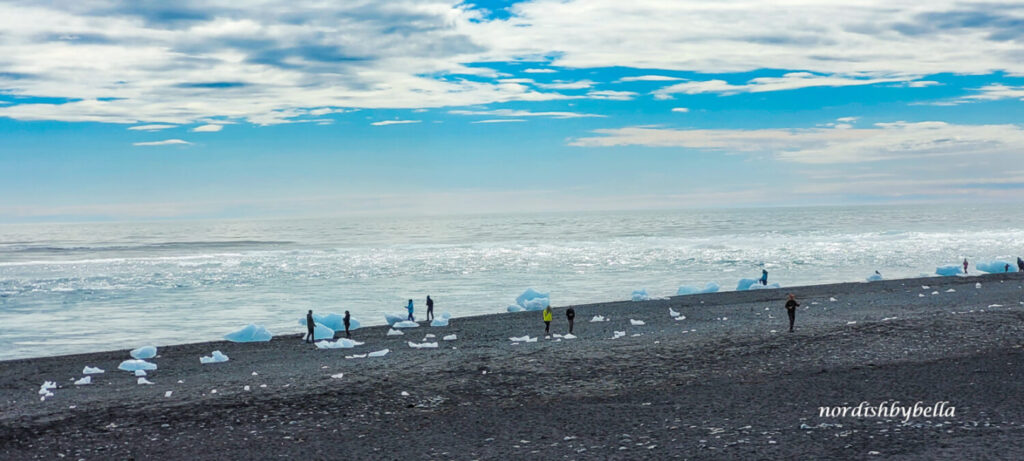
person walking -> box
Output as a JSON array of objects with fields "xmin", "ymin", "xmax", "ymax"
[
  {"xmin": 784, "ymin": 294, "xmax": 799, "ymax": 333},
  {"xmin": 760, "ymin": 269, "xmax": 769, "ymax": 286},
  {"xmin": 543, "ymin": 305, "xmax": 553, "ymax": 335},
  {"xmin": 305, "ymin": 310, "xmax": 316, "ymax": 343},
  {"xmin": 566, "ymin": 307, "xmax": 575, "ymax": 334},
  {"xmin": 426, "ymin": 295, "xmax": 434, "ymax": 322},
  {"xmin": 406, "ymin": 299, "xmax": 415, "ymax": 322},
  {"xmin": 343, "ymin": 310, "xmax": 351, "ymax": 338},
  {"xmin": 963, "ymin": 258, "xmax": 969, "ymax": 274}
]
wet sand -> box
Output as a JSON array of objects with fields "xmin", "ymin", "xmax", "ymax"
[{"xmin": 2, "ymin": 273, "xmax": 1024, "ymax": 459}]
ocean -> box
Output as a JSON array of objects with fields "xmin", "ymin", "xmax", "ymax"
[{"xmin": 2, "ymin": 204, "xmax": 1022, "ymax": 360}]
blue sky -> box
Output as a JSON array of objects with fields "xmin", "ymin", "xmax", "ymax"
[{"xmin": 1, "ymin": 0, "xmax": 1023, "ymax": 221}]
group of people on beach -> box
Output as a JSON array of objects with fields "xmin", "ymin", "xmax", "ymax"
[
  {"xmin": 404, "ymin": 295, "xmax": 435, "ymax": 321},
  {"xmin": 541, "ymin": 304, "xmax": 575, "ymax": 335}
]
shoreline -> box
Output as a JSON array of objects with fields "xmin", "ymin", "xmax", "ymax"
[{"xmin": 2, "ymin": 271, "xmax": 1023, "ymax": 459}]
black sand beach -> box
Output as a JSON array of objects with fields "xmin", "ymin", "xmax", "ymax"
[{"xmin": 2, "ymin": 273, "xmax": 1024, "ymax": 459}]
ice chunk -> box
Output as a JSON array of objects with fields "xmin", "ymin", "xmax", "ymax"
[
  {"xmin": 82, "ymin": 366, "xmax": 104, "ymax": 375},
  {"xmin": 316, "ymin": 338, "xmax": 364, "ymax": 349},
  {"xmin": 134, "ymin": 370, "xmax": 147, "ymax": 377},
  {"xmin": 922, "ymin": 285, "xmax": 930, "ymax": 289},
  {"xmin": 509, "ymin": 335, "xmax": 537, "ymax": 342},
  {"xmin": 408, "ymin": 341, "xmax": 438, "ymax": 349},
  {"xmin": 935, "ymin": 265, "xmax": 963, "ymax": 276},
  {"xmin": 630, "ymin": 319, "xmax": 645, "ymax": 326},
  {"xmin": 674, "ymin": 315, "xmax": 686, "ymax": 321},
  {"xmin": 367, "ymin": 349, "xmax": 390, "ymax": 357},
  {"xmin": 631, "ymin": 289, "xmax": 650, "ymax": 302},
  {"xmin": 866, "ymin": 273, "xmax": 883, "ymax": 282},
  {"xmin": 118, "ymin": 360, "xmax": 157, "ymax": 372},
  {"xmin": 748, "ymin": 283, "xmax": 781, "ymax": 290},
  {"xmin": 311, "ymin": 323, "xmax": 335, "ymax": 340},
  {"xmin": 677, "ymin": 282, "xmax": 719, "ymax": 295},
  {"xmin": 442, "ymin": 334, "xmax": 457, "ymax": 341},
  {"xmin": 74, "ymin": 376, "xmax": 91, "ymax": 386},
  {"xmin": 387, "ymin": 328, "xmax": 404, "ymax": 336},
  {"xmin": 976, "ymin": 282, "xmax": 982, "ymax": 289},
  {"xmin": 829, "ymin": 297, "xmax": 837, "ymax": 302},
  {"xmin": 612, "ymin": 331, "xmax": 626, "ymax": 339},
  {"xmin": 441, "ymin": 312, "xmax": 452, "ymax": 319},
  {"xmin": 590, "ymin": 315, "xmax": 607, "ymax": 322},
  {"xmin": 130, "ymin": 345, "xmax": 157, "ymax": 359},
  {"xmin": 200, "ymin": 350, "xmax": 229, "ymax": 364},
  {"xmin": 515, "ymin": 288, "xmax": 550, "ymax": 311},
  {"xmin": 137, "ymin": 377, "xmax": 154, "ymax": 385},
  {"xmin": 331, "ymin": 373, "xmax": 344, "ymax": 379},
  {"xmin": 385, "ymin": 313, "xmax": 412, "ymax": 325},
  {"xmin": 165, "ymin": 391, "xmax": 173, "ymax": 398},
  {"xmin": 506, "ymin": 305, "xmax": 525, "ymax": 313},
  {"xmin": 224, "ymin": 324, "xmax": 273, "ymax": 343},
  {"xmin": 345, "ymin": 354, "xmax": 367, "ymax": 359},
  {"xmin": 563, "ymin": 333, "xmax": 577, "ymax": 339},
  {"xmin": 736, "ymin": 278, "xmax": 759, "ymax": 291},
  {"xmin": 669, "ymin": 308, "xmax": 681, "ymax": 318},
  {"xmin": 393, "ymin": 320, "xmax": 419, "ymax": 329},
  {"xmin": 946, "ymin": 288, "xmax": 956, "ymax": 292},
  {"xmin": 918, "ymin": 293, "xmax": 925, "ymax": 297},
  {"xmin": 977, "ymin": 260, "xmax": 1018, "ymax": 273},
  {"xmin": 424, "ymin": 334, "xmax": 435, "ymax": 338},
  {"xmin": 430, "ymin": 318, "xmax": 449, "ymax": 327}
]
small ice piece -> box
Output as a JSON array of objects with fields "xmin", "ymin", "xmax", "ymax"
[
  {"xmin": 367, "ymin": 349, "xmax": 390, "ymax": 358},
  {"xmin": 922, "ymin": 285, "xmax": 930, "ymax": 289},
  {"xmin": 430, "ymin": 318, "xmax": 449, "ymax": 327},
  {"xmin": 509, "ymin": 335, "xmax": 534, "ymax": 342},
  {"xmin": 673, "ymin": 315, "xmax": 686, "ymax": 321},
  {"xmin": 988, "ymin": 304, "xmax": 1003, "ymax": 308},
  {"xmin": 669, "ymin": 308, "xmax": 681, "ymax": 318},
  {"xmin": 676, "ymin": 282, "xmax": 719, "ymax": 295},
  {"xmin": 330, "ymin": 373, "xmax": 344, "ymax": 379},
  {"xmin": 975, "ymin": 282, "xmax": 982, "ymax": 289},
  {"xmin": 866, "ymin": 273, "xmax": 883, "ymax": 282},
  {"xmin": 631, "ymin": 333, "xmax": 642, "ymax": 337},
  {"xmin": 918, "ymin": 293, "xmax": 925, "ymax": 297},
  {"xmin": 137, "ymin": 377, "xmax": 154, "ymax": 385},
  {"xmin": 244, "ymin": 385, "xmax": 251, "ymax": 391},
  {"xmin": 946, "ymin": 288, "xmax": 956, "ymax": 292},
  {"xmin": 631, "ymin": 289, "xmax": 650, "ymax": 302},
  {"xmin": 200, "ymin": 350, "xmax": 229, "ymax": 364},
  {"xmin": 345, "ymin": 354, "xmax": 367, "ymax": 359},
  {"xmin": 722, "ymin": 317, "xmax": 728, "ymax": 321},
  {"xmin": 506, "ymin": 305, "xmax": 525, "ymax": 313},
  {"xmin": 130, "ymin": 345, "xmax": 157, "ymax": 359},
  {"xmin": 401, "ymin": 391, "xmax": 410, "ymax": 396},
  {"xmin": 425, "ymin": 334, "xmax": 435, "ymax": 338},
  {"xmin": 134, "ymin": 370, "xmax": 147, "ymax": 377},
  {"xmin": 563, "ymin": 334, "xmax": 577, "ymax": 339},
  {"xmin": 830, "ymin": 297, "xmax": 837, "ymax": 302},
  {"xmin": 931, "ymin": 291, "xmax": 939, "ymax": 295},
  {"xmin": 630, "ymin": 319, "xmax": 645, "ymax": 326},
  {"xmin": 251, "ymin": 372, "xmax": 258, "ymax": 376},
  {"xmin": 935, "ymin": 265, "xmax": 963, "ymax": 276},
  {"xmin": 441, "ymin": 312, "xmax": 452, "ymax": 319},
  {"xmin": 387, "ymin": 328, "xmax": 404, "ymax": 336},
  {"xmin": 74, "ymin": 376, "xmax": 91, "ymax": 386},
  {"xmin": 224, "ymin": 324, "xmax": 273, "ymax": 342},
  {"xmin": 443, "ymin": 334, "xmax": 457, "ymax": 341},
  {"xmin": 612, "ymin": 331, "xmax": 626, "ymax": 339},
  {"xmin": 316, "ymin": 338, "xmax": 364, "ymax": 349},
  {"xmin": 393, "ymin": 320, "xmax": 419, "ymax": 329},
  {"xmin": 847, "ymin": 321, "xmax": 857, "ymax": 325},
  {"xmin": 748, "ymin": 282, "xmax": 781, "ymax": 290},
  {"xmin": 408, "ymin": 341, "xmax": 439, "ymax": 349},
  {"xmin": 385, "ymin": 313, "xmax": 409, "ymax": 325},
  {"xmin": 118, "ymin": 360, "xmax": 157, "ymax": 372},
  {"xmin": 165, "ymin": 391, "xmax": 172, "ymax": 398},
  {"xmin": 82, "ymin": 366, "xmax": 104, "ymax": 375},
  {"xmin": 312, "ymin": 323, "xmax": 335, "ymax": 340},
  {"xmin": 210, "ymin": 389, "xmax": 217, "ymax": 394},
  {"xmin": 590, "ymin": 315, "xmax": 607, "ymax": 322},
  {"xmin": 516, "ymin": 288, "xmax": 550, "ymax": 311}
]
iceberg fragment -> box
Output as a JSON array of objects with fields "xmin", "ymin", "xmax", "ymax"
[
  {"xmin": 677, "ymin": 282, "xmax": 719, "ymax": 295},
  {"xmin": 515, "ymin": 288, "xmax": 550, "ymax": 311},
  {"xmin": 367, "ymin": 349, "xmax": 390, "ymax": 357},
  {"xmin": 224, "ymin": 324, "xmax": 273, "ymax": 343},
  {"xmin": 977, "ymin": 260, "xmax": 1018, "ymax": 273},
  {"xmin": 118, "ymin": 360, "xmax": 157, "ymax": 372},
  {"xmin": 200, "ymin": 350, "xmax": 229, "ymax": 364},
  {"xmin": 936, "ymin": 265, "xmax": 963, "ymax": 276},
  {"xmin": 563, "ymin": 333, "xmax": 577, "ymax": 339},
  {"xmin": 748, "ymin": 283, "xmax": 781, "ymax": 290},
  {"xmin": 630, "ymin": 319, "xmax": 645, "ymax": 326},
  {"xmin": 137, "ymin": 377, "xmax": 154, "ymax": 385},
  {"xmin": 74, "ymin": 376, "xmax": 91, "ymax": 386},
  {"xmin": 130, "ymin": 345, "xmax": 157, "ymax": 360},
  {"xmin": 590, "ymin": 315, "xmax": 607, "ymax": 322},
  {"xmin": 387, "ymin": 328, "xmax": 404, "ymax": 336},
  {"xmin": 134, "ymin": 370, "xmax": 147, "ymax": 377},
  {"xmin": 385, "ymin": 313, "xmax": 410, "ymax": 325},
  {"xmin": 631, "ymin": 289, "xmax": 650, "ymax": 302},
  {"xmin": 506, "ymin": 305, "xmax": 525, "ymax": 313},
  {"xmin": 393, "ymin": 320, "xmax": 419, "ymax": 329},
  {"xmin": 509, "ymin": 335, "xmax": 537, "ymax": 342},
  {"xmin": 82, "ymin": 366, "xmax": 104, "ymax": 375},
  {"xmin": 407, "ymin": 341, "xmax": 438, "ymax": 349},
  {"xmin": 442, "ymin": 334, "xmax": 457, "ymax": 341},
  {"xmin": 441, "ymin": 312, "xmax": 452, "ymax": 319},
  {"xmin": 316, "ymin": 339, "xmax": 364, "ymax": 349},
  {"xmin": 430, "ymin": 318, "xmax": 449, "ymax": 327},
  {"xmin": 736, "ymin": 278, "xmax": 759, "ymax": 291},
  {"xmin": 669, "ymin": 308, "xmax": 681, "ymax": 318},
  {"xmin": 612, "ymin": 331, "xmax": 626, "ymax": 339},
  {"xmin": 866, "ymin": 273, "xmax": 883, "ymax": 282}
]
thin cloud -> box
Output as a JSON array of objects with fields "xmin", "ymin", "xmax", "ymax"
[
  {"xmin": 471, "ymin": 119, "xmax": 528, "ymax": 123},
  {"xmin": 587, "ymin": 90, "xmax": 637, "ymax": 101},
  {"xmin": 128, "ymin": 124, "xmax": 177, "ymax": 131},
  {"xmin": 192, "ymin": 124, "xmax": 223, "ymax": 132},
  {"xmin": 523, "ymin": 68, "xmax": 558, "ymax": 73},
  {"xmin": 617, "ymin": 75, "xmax": 684, "ymax": 83},
  {"xmin": 371, "ymin": 120, "xmax": 421, "ymax": 126},
  {"xmin": 671, "ymin": 107, "xmax": 689, "ymax": 113},
  {"xmin": 449, "ymin": 109, "xmax": 605, "ymax": 119},
  {"xmin": 133, "ymin": 139, "xmax": 192, "ymax": 147},
  {"xmin": 652, "ymin": 72, "xmax": 909, "ymax": 98}
]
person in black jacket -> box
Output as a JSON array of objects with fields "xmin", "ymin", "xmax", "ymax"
[
  {"xmin": 305, "ymin": 310, "xmax": 316, "ymax": 343},
  {"xmin": 343, "ymin": 311, "xmax": 351, "ymax": 338},
  {"xmin": 426, "ymin": 296, "xmax": 435, "ymax": 322},
  {"xmin": 566, "ymin": 307, "xmax": 575, "ymax": 334},
  {"xmin": 784, "ymin": 294, "xmax": 799, "ymax": 332}
]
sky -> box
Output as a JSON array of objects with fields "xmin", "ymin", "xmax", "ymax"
[{"xmin": 1, "ymin": 0, "xmax": 1023, "ymax": 221}]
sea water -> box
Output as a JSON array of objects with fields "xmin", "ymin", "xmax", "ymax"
[{"xmin": 1, "ymin": 204, "xmax": 1022, "ymax": 359}]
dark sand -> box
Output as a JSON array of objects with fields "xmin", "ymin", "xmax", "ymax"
[{"xmin": 2, "ymin": 273, "xmax": 1024, "ymax": 460}]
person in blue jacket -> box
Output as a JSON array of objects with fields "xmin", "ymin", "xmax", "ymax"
[
  {"xmin": 760, "ymin": 269, "xmax": 768, "ymax": 286},
  {"xmin": 406, "ymin": 299, "xmax": 415, "ymax": 321}
]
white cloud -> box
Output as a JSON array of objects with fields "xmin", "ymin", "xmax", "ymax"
[
  {"xmin": 570, "ymin": 121, "xmax": 1024, "ymax": 164},
  {"xmin": 523, "ymin": 68, "xmax": 558, "ymax": 73},
  {"xmin": 586, "ymin": 90, "xmax": 637, "ymax": 101},
  {"xmin": 652, "ymin": 73, "xmax": 907, "ymax": 98},
  {"xmin": 617, "ymin": 75, "xmax": 684, "ymax": 83},
  {"xmin": 905, "ymin": 80, "xmax": 941, "ymax": 88},
  {"xmin": 192, "ymin": 124, "xmax": 223, "ymax": 132},
  {"xmin": 449, "ymin": 109, "xmax": 604, "ymax": 119},
  {"xmin": 535, "ymin": 80, "xmax": 594, "ymax": 90},
  {"xmin": 128, "ymin": 124, "xmax": 177, "ymax": 131},
  {"xmin": 950, "ymin": 84, "xmax": 1024, "ymax": 104},
  {"xmin": 671, "ymin": 107, "xmax": 689, "ymax": 113},
  {"xmin": 371, "ymin": 120, "xmax": 421, "ymax": 126},
  {"xmin": 471, "ymin": 119, "xmax": 527, "ymax": 123},
  {"xmin": 133, "ymin": 139, "xmax": 192, "ymax": 147}
]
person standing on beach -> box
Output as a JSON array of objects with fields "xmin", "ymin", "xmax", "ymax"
[
  {"xmin": 343, "ymin": 311, "xmax": 351, "ymax": 338},
  {"xmin": 784, "ymin": 294, "xmax": 799, "ymax": 333},
  {"xmin": 406, "ymin": 299, "xmax": 415, "ymax": 321},
  {"xmin": 543, "ymin": 305, "xmax": 553, "ymax": 335},
  {"xmin": 566, "ymin": 307, "xmax": 575, "ymax": 334},
  {"xmin": 1018, "ymin": 257, "xmax": 1024, "ymax": 272},
  {"xmin": 963, "ymin": 258, "xmax": 969, "ymax": 274},
  {"xmin": 760, "ymin": 269, "xmax": 769, "ymax": 286},
  {"xmin": 426, "ymin": 295, "xmax": 434, "ymax": 322},
  {"xmin": 305, "ymin": 310, "xmax": 316, "ymax": 343}
]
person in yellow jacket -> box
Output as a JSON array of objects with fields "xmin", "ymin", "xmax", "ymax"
[{"xmin": 542, "ymin": 305, "xmax": 553, "ymax": 335}]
